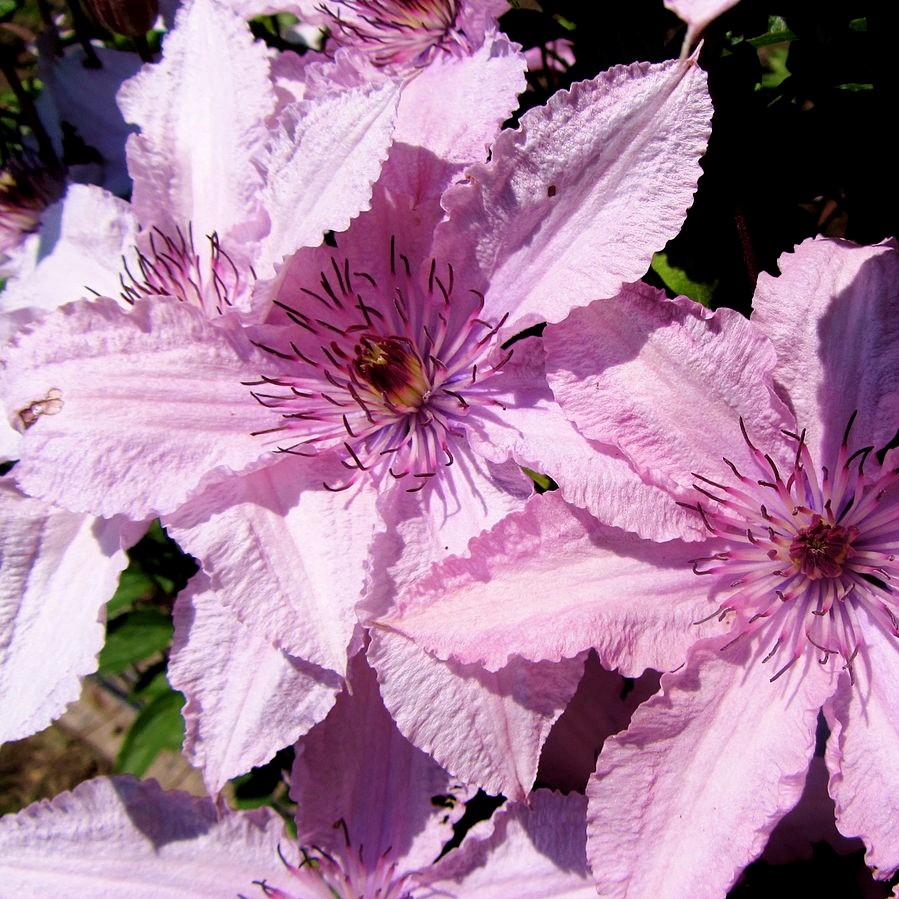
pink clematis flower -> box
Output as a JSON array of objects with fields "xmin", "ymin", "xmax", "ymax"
[
  {"xmin": 4, "ymin": 36, "xmax": 711, "ymax": 791},
  {"xmin": 665, "ymin": 0, "xmax": 741, "ymax": 55},
  {"xmin": 0, "ymin": 653, "xmax": 594, "ymax": 898},
  {"xmin": 381, "ymin": 237, "xmax": 899, "ymax": 895}
]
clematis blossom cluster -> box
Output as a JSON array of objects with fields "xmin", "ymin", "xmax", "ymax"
[{"xmin": 5, "ymin": 0, "xmax": 894, "ymax": 895}]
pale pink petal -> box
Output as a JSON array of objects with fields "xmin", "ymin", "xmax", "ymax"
[
  {"xmin": 435, "ymin": 56, "xmax": 711, "ymax": 328},
  {"xmin": 117, "ymin": 0, "xmax": 274, "ymax": 243},
  {"xmin": 0, "ymin": 776, "xmax": 292, "ymax": 896},
  {"xmin": 470, "ymin": 335, "xmax": 705, "ymax": 542},
  {"xmin": 587, "ymin": 639, "xmax": 839, "ymax": 899},
  {"xmin": 545, "ymin": 283, "xmax": 796, "ymax": 495},
  {"xmin": 0, "ymin": 482, "xmax": 129, "ymax": 743},
  {"xmin": 257, "ymin": 80, "xmax": 399, "ymax": 271},
  {"xmin": 537, "ymin": 653, "xmax": 660, "ymax": 794},
  {"xmin": 420, "ymin": 790, "xmax": 594, "ymax": 898},
  {"xmin": 751, "ymin": 237, "xmax": 899, "ymax": 464},
  {"xmin": 762, "ymin": 756, "xmax": 860, "ymax": 864},
  {"xmin": 382, "ymin": 492, "xmax": 721, "ymax": 674},
  {"xmin": 5, "ymin": 296, "xmax": 271, "ymax": 519},
  {"xmin": 390, "ymin": 33, "xmax": 526, "ymax": 199},
  {"xmin": 292, "ymin": 650, "xmax": 467, "ymax": 873},
  {"xmin": 165, "ymin": 455, "xmax": 379, "ymax": 675},
  {"xmin": 169, "ymin": 574, "xmax": 340, "ymax": 794},
  {"xmin": 369, "ymin": 629, "xmax": 584, "ymax": 800},
  {"xmin": 0, "ymin": 184, "xmax": 138, "ymax": 314},
  {"xmin": 364, "ymin": 446, "xmax": 531, "ymax": 618},
  {"xmin": 825, "ymin": 617, "xmax": 899, "ymax": 880},
  {"xmin": 666, "ymin": 0, "xmax": 741, "ymax": 51},
  {"xmin": 37, "ymin": 46, "xmax": 141, "ymax": 195}
]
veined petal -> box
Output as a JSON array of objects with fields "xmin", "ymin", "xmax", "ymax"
[
  {"xmin": 5, "ymin": 296, "xmax": 271, "ymax": 519},
  {"xmin": 117, "ymin": 0, "xmax": 274, "ymax": 242},
  {"xmin": 292, "ymin": 651, "xmax": 467, "ymax": 875},
  {"xmin": 0, "ymin": 184, "xmax": 138, "ymax": 314},
  {"xmin": 586, "ymin": 639, "xmax": 839, "ymax": 899},
  {"xmin": 825, "ymin": 615, "xmax": 899, "ymax": 880},
  {"xmin": 0, "ymin": 776, "xmax": 292, "ymax": 897},
  {"xmin": 469, "ymin": 336, "xmax": 705, "ymax": 542},
  {"xmin": 751, "ymin": 237, "xmax": 899, "ymax": 463},
  {"xmin": 420, "ymin": 790, "xmax": 595, "ymax": 898},
  {"xmin": 258, "ymin": 80, "xmax": 400, "ymax": 271},
  {"xmin": 166, "ymin": 455, "xmax": 379, "ymax": 676},
  {"xmin": 0, "ymin": 482, "xmax": 129, "ymax": 743},
  {"xmin": 545, "ymin": 284, "xmax": 795, "ymax": 495},
  {"xmin": 169, "ymin": 574, "xmax": 340, "ymax": 794},
  {"xmin": 369, "ymin": 630, "xmax": 582, "ymax": 801},
  {"xmin": 382, "ymin": 492, "xmax": 720, "ymax": 674},
  {"xmin": 435, "ymin": 56, "xmax": 712, "ymax": 328}
]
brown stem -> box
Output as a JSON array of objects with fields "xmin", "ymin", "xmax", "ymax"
[{"xmin": 66, "ymin": 0, "xmax": 102, "ymax": 68}]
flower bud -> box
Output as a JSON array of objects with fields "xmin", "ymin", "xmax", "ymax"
[{"xmin": 82, "ymin": 0, "xmax": 158, "ymax": 38}]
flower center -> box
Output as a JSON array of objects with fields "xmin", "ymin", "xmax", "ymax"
[
  {"xmin": 788, "ymin": 517, "xmax": 857, "ymax": 580},
  {"xmin": 247, "ymin": 240, "xmax": 511, "ymax": 491},
  {"xmin": 325, "ymin": 0, "xmax": 464, "ymax": 68},
  {"xmin": 0, "ymin": 152, "xmax": 62, "ymax": 258},
  {"xmin": 353, "ymin": 337, "xmax": 429, "ymax": 410},
  {"xmin": 686, "ymin": 414, "xmax": 899, "ymax": 682}
]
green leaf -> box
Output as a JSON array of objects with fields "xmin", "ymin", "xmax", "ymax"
[
  {"xmin": 105, "ymin": 568, "xmax": 157, "ymax": 619},
  {"xmin": 97, "ymin": 609, "xmax": 173, "ymax": 675},
  {"xmin": 114, "ymin": 687, "xmax": 184, "ymax": 777},
  {"xmin": 650, "ymin": 253, "xmax": 718, "ymax": 307}
]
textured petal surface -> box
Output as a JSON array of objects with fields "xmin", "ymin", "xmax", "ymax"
[
  {"xmin": 258, "ymin": 81, "xmax": 399, "ymax": 271},
  {"xmin": 0, "ymin": 184, "xmax": 137, "ymax": 314},
  {"xmin": 545, "ymin": 284, "xmax": 796, "ymax": 495},
  {"xmin": 292, "ymin": 651, "xmax": 466, "ymax": 874},
  {"xmin": 390, "ymin": 33, "xmax": 526, "ymax": 199},
  {"xmin": 5, "ymin": 296, "xmax": 270, "ymax": 519},
  {"xmin": 586, "ymin": 639, "xmax": 839, "ymax": 899},
  {"xmin": 0, "ymin": 482, "xmax": 128, "ymax": 743},
  {"xmin": 0, "ymin": 776, "xmax": 291, "ymax": 897},
  {"xmin": 364, "ymin": 448, "xmax": 531, "ymax": 619},
  {"xmin": 435, "ymin": 57, "xmax": 711, "ymax": 327},
  {"xmin": 537, "ymin": 653, "xmax": 660, "ymax": 794},
  {"xmin": 169, "ymin": 574, "xmax": 340, "ymax": 793},
  {"xmin": 370, "ymin": 630, "xmax": 583, "ymax": 800},
  {"xmin": 751, "ymin": 237, "xmax": 899, "ymax": 463},
  {"xmin": 117, "ymin": 0, "xmax": 274, "ymax": 242},
  {"xmin": 382, "ymin": 492, "xmax": 719, "ymax": 674},
  {"xmin": 470, "ymin": 336, "xmax": 704, "ymax": 542},
  {"xmin": 825, "ymin": 617, "xmax": 899, "ymax": 880},
  {"xmin": 166, "ymin": 455, "xmax": 378, "ymax": 675},
  {"xmin": 420, "ymin": 790, "xmax": 594, "ymax": 898}
]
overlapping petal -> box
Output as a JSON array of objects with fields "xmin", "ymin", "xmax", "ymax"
[
  {"xmin": 370, "ymin": 630, "xmax": 582, "ymax": 800},
  {"xmin": 586, "ymin": 639, "xmax": 839, "ymax": 899},
  {"xmin": 4, "ymin": 296, "xmax": 270, "ymax": 519},
  {"xmin": 421, "ymin": 790, "xmax": 595, "ymax": 898},
  {"xmin": 382, "ymin": 492, "xmax": 719, "ymax": 674},
  {"xmin": 435, "ymin": 57, "xmax": 712, "ymax": 328},
  {"xmin": 0, "ymin": 482, "xmax": 129, "ymax": 743},
  {"xmin": 166, "ymin": 455, "xmax": 379, "ymax": 675},
  {"xmin": 544, "ymin": 283, "xmax": 795, "ymax": 494},
  {"xmin": 117, "ymin": 0, "xmax": 274, "ymax": 245},
  {"xmin": 169, "ymin": 574, "xmax": 340, "ymax": 794},
  {"xmin": 825, "ymin": 617, "xmax": 899, "ymax": 880},
  {"xmin": 292, "ymin": 650, "xmax": 468, "ymax": 873},
  {"xmin": 751, "ymin": 237, "xmax": 899, "ymax": 463},
  {"xmin": 0, "ymin": 777, "xmax": 291, "ymax": 897}
]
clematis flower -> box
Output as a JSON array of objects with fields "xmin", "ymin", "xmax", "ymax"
[
  {"xmin": 665, "ymin": 0, "xmax": 741, "ymax": 54},
  {"xmin": 380, "ymin": 237, "xmax": 899, "ymax": 895},
  {"xmin": 0, "ymin": 653, "xmax": 595, "ymax": 898},
  {"xmin": 3, "ymin": 36, "xmax": 711, "ymax": 789}
]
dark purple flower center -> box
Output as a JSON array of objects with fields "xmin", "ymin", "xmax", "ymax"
[{"xmin": 788, "ymin": 518, "xmax": 857, "ymax": 580}]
